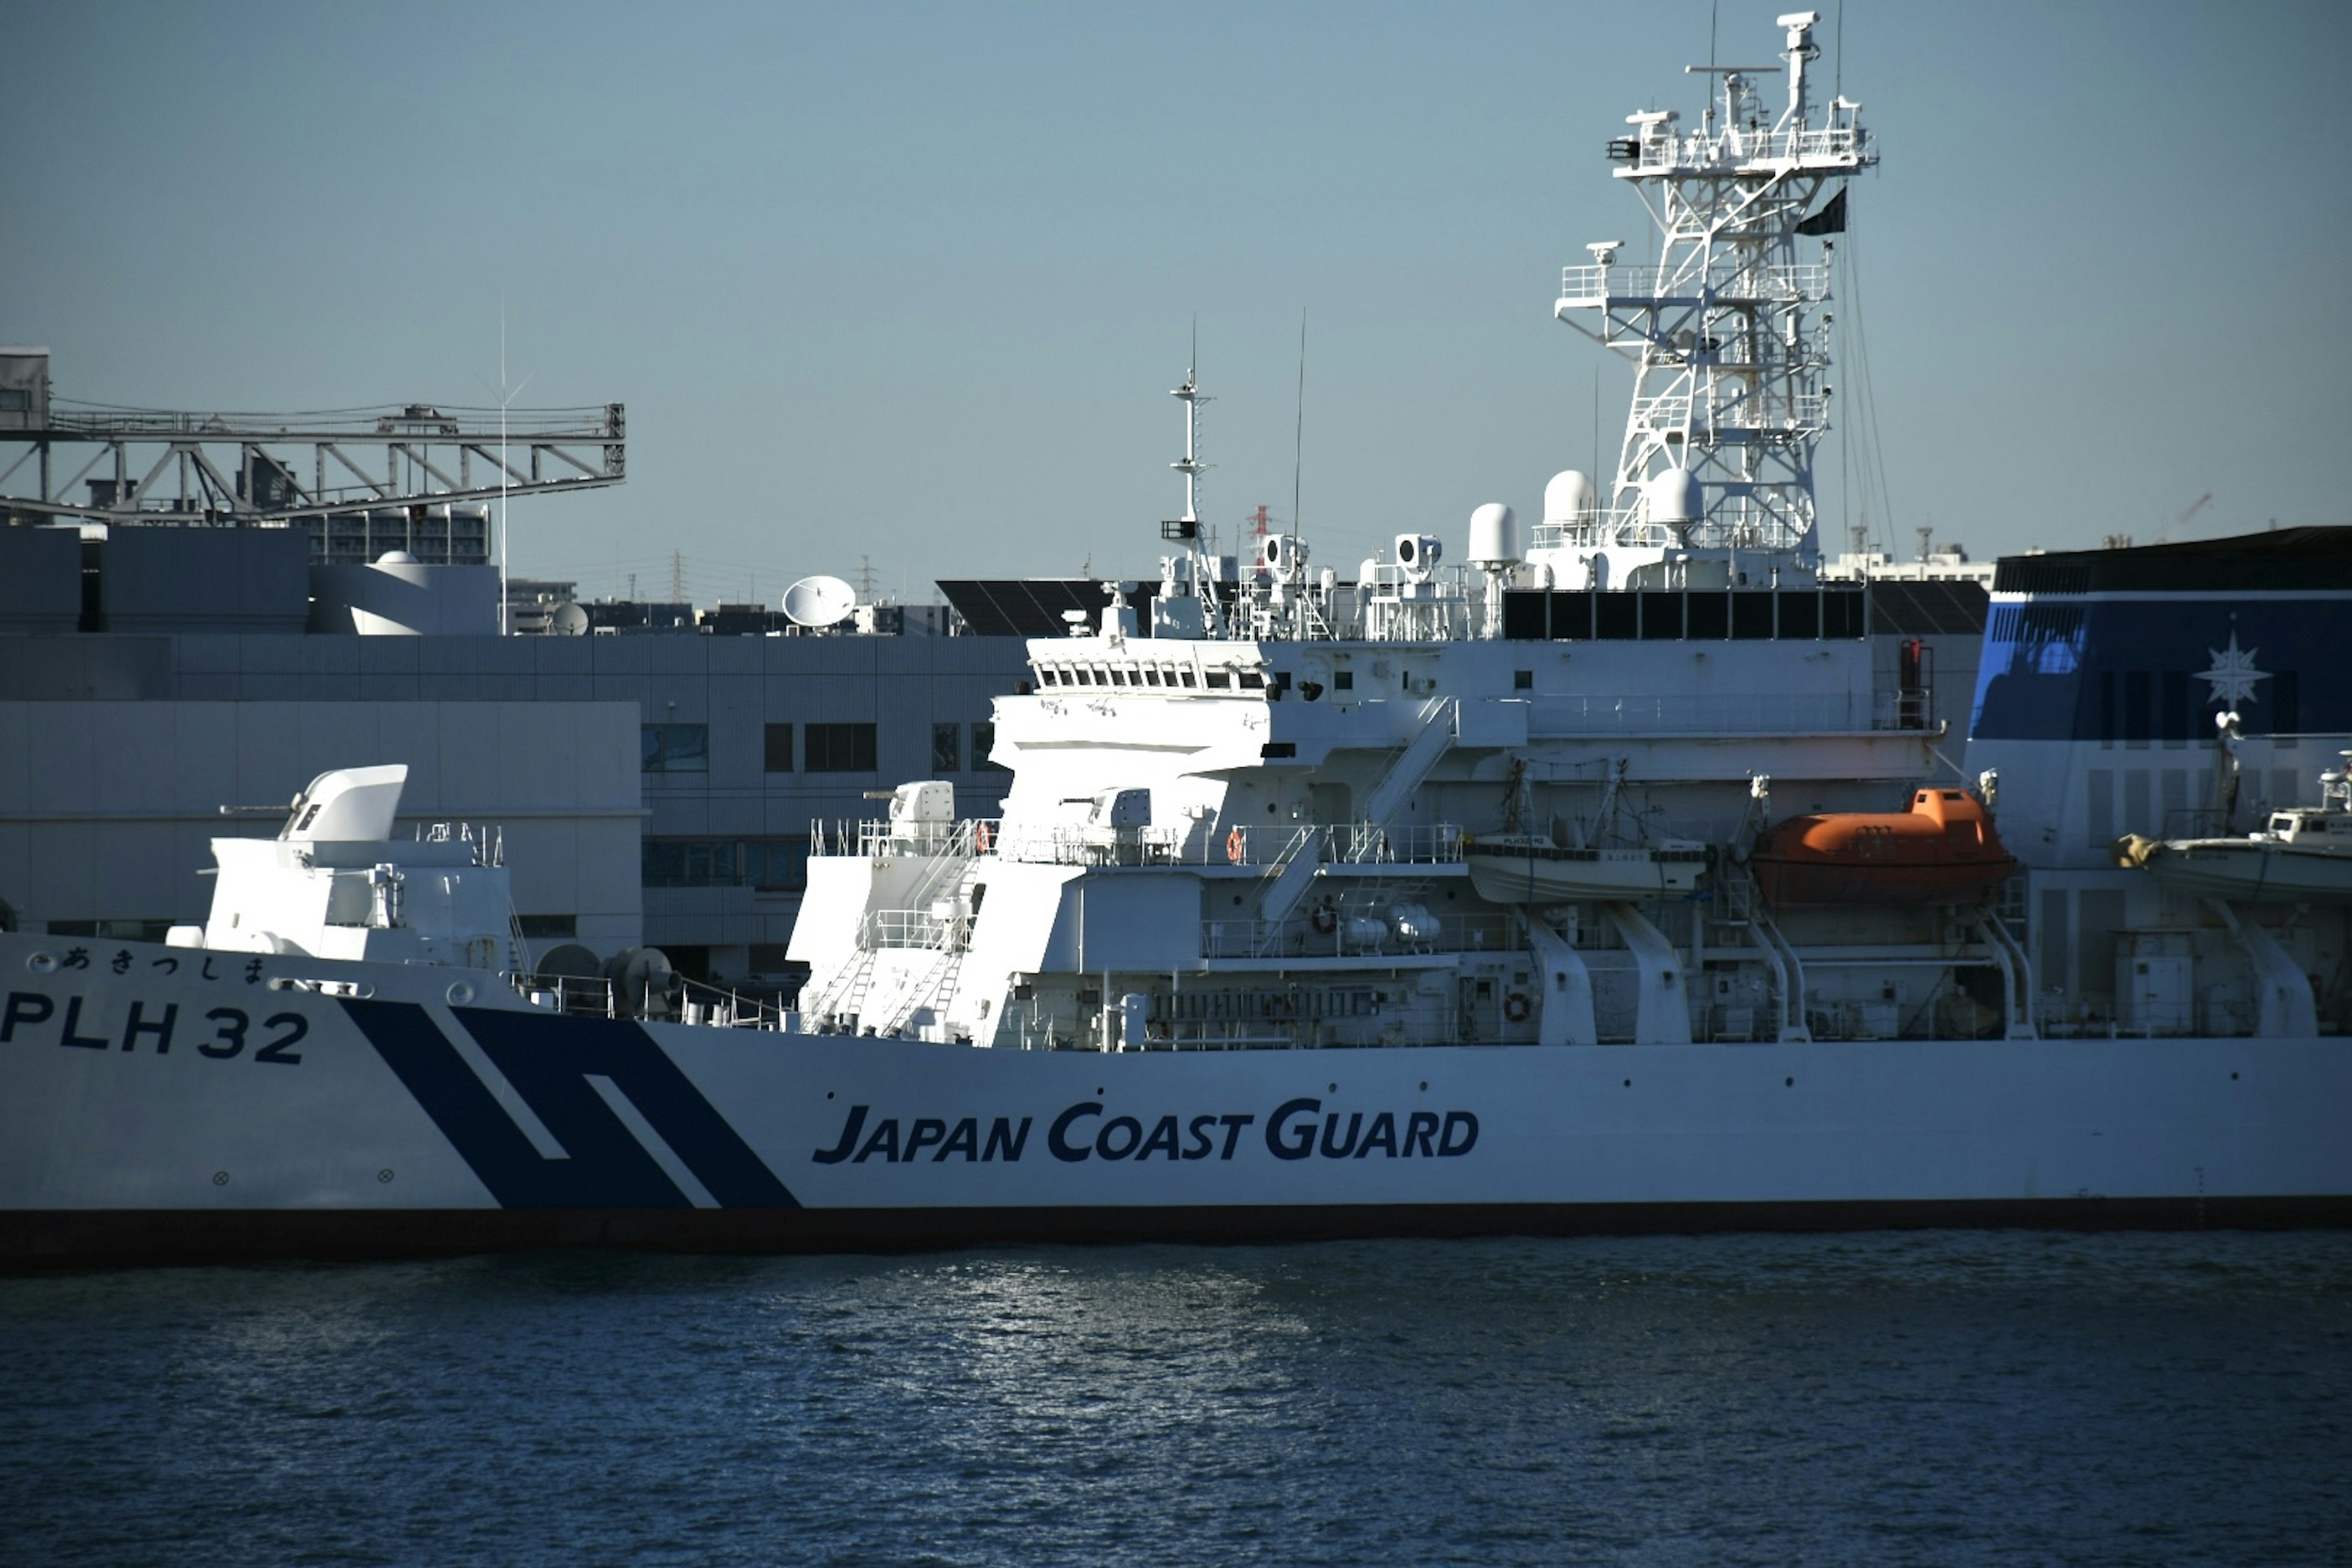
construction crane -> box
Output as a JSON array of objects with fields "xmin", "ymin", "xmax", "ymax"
[
  {"xmin": 0, "ymin": 349, "xmax": 623, "ymax": 528},
  {"xmin": 2153, "ymin": 491, "xmax": 2212, "ymax": 545}
]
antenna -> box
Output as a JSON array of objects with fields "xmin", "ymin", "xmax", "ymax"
[
  {"xmin": 1835, "ymin": 0, "xmax": 1844, "ymax": 101},
  {"xmin": 478, "ymin": 300, "xmax": 534, "ymax": 634},
  {"xmin": 1170, "ymin": 317, "xmax": 1210, "ymax": 529},
  {"xmin": 1291, "ymin": 311, "xmax": 1307, "ymax": 539},
  {"xmin": 669, "ymin": 549, "xmax": 686, "ymax": 603},
  {"xmin": 1163, "ymin": 326, "xmax": 1227, "ymax": 639}
]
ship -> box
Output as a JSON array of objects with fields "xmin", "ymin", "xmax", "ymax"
[
  {"xmin": 2115, "ymin": 750, "xmax": 2352, "ymax": 905},
  {"xmin": 2, "ymin": 13, "xmax": 2346, "ymax": 1268}
]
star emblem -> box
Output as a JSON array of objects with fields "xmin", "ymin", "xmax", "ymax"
[{"xmin": 2198, "ymin": 630, "xmax": 2269, "ymax": 707}]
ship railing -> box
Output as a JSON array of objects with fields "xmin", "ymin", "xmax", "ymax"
[
  {"xmin": 1147, "ymin": 822, "xmax": 1467, "ymax": 869},
  {"xmin": 1529, "ymin": 692, "xmax": 1878, "ymax": 736},
  {"xmin": 674, "ymin": 974, "xmax": 791, "ymax": 1030},
  {"xmin": 1626, "ymin": 389, "xmax": 1825, "ymax": 432},
  {"xmin": 808, "ymin": 817, "xmax": 1001, "ymax": 859},
  {"xmin": 867, "ymin": 908, "xmax": 971, "ymax": 951},
  {"xmin": 1528, "ymin": 508, "xmax": 1820, "ymax": 552},
  {"xmin": 816, "ymin": 818, "xmax": 1471, "ymax": 870},
  {"xmin": 1203, "ymin": 910, "xmax": 1512, "ymax": 960},
  {"xmin": 985, "ymin": 824, "xmax": 1190, "ymax": 867},
  {"xmin": 1626, "ymin": 123, "xmax": 1868, "ymax": 175},
  {"xmin": 1336, "ymin": 821, "xmax": 1466, "ymax": 864},
  {"xmin": 1559, "ymin": 262, "xmax": 1832, "ymax": 307},
  {"xmin": 516, "ymin": 972, "xmax": 618, "ymax": 1017}
]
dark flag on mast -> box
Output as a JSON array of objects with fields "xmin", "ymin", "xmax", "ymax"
[{"xmin": 1795, "ymin": 189, "xmax": 1849, "ymax": 236}]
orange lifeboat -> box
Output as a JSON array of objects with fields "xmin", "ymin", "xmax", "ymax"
[{"xmin": 1751, "ymin": 788, "xmax": 2016, "ymax": 908}]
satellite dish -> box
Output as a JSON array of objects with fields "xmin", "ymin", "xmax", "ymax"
[
  {"xmin": 783, "ymin": 575, "xmax": 857, "ymax": 627},
  {"xmin": 548, "ymin": 601, "xmax": 590, "ymax": 636}
]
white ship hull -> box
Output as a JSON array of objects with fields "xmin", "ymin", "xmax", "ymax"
[
  {"xmin": 1466, "ymin": 844, "xmax": 1707, "ymax": 903},
  {"xmin": 2143, "ymin": 842, "xmax": 2352, "ymax": 905},
  {"xmin": 3, "ymin": 935, "xmax": 2344, "ymax": 1268}
]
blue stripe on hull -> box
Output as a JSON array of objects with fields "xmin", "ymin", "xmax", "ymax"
[{"xmin": 341, "ymin": 1000, "xmax": 799, "ymax": 1210}]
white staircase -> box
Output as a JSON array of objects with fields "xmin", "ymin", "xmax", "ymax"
[
  {"xmin": 1359, "ymin": 696, "xmax": 1458, "ymax": 831},
  {"xmin": 1256, "ymin": 829, "xmax": 1325, "ymax": 930},
  {"xmin": 804, "ymin": 941, "xmax": 880, "ymax": 1028}
]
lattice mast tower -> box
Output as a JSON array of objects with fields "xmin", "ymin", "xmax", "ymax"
[{"xmin": 1551, "ymin": 11, "xmax": 1871, "ymax": 579}]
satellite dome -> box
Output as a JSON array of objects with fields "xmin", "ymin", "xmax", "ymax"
[
  {"xmin": 375, "ymin": 550, "xmax": 420, "ymax": 565},
  {"xmin": 1543, "ymin": 470, "xmax": 1597, "ymax": 526},
  {"xmin": 1466, "ymin": 503, "xmax": 1521, "ymax": 566},
  {"xmin": 1643, "ymin": 469, "xmax": 1703, "ymax": 526}
]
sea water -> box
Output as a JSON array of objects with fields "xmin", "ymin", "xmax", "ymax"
[{"xmin": 2, "ymin": 1231, "xmax": 2346, "ymax": 1566}]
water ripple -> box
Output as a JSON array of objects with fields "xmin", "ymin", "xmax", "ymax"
[{"xmin": 1, "ymin": 1231, "xmax": 2348, "ymax": 1566}]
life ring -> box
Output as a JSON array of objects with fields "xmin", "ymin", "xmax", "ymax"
[
  {"xmin": 1502, "ymin": 990, "xmax": 1533, "ymax": 1023},
  {"xmin": 973, "ymin": 822, "xmax": 993, "ymax": 854},
  {"xmin": 1310, "ymin": 903, "xmax": 1338, "ymax": 935},
  {"xmin": 1226, "ymin": 827, "xmax": 1246, "ymax": 865}
]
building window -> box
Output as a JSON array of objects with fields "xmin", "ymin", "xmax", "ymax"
[
  {"xmin": 971, "ymin": 720, "xmax": 1007, "ymax": 772},
  {"xmin": 747, "ymin": 837, "xmax": 811, "ymax": 890},
  {"xmin": 1513, "ymin": 669, "xmax": 1534, "ymax": 690},
  {"xmin": 764, "ymin": 723, "xmax": 794, "ymax": 772},
  {"xmin": 642, "ymin": 835, "xmax": 812, "ymax": 891},
  {"xmin": 804, "ymin": 722, "xmax": 877, "ymax": 772},
  {"xmin": 932, "ymin": 722, "xmax": 962, "ymax": 773},
  {"xmin": 641, "ymin": 723, "xmax": 709, "ymax": 774},
  {"xmin": 517, "ymin": 914, "xmax": 576, "ymax": 940}
]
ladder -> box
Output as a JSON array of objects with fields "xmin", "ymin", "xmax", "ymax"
[
  {"xmin": 1359, "ymin": 695, "xmax": 1458, "ymax": 830},
  {"xmin": 805, "ymin": 941, "xmax": 879, "ymax": 1028}
]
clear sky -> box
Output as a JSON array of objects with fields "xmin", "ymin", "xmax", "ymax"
[{"xmin": 6, "ymin": 1, "xmax": 2345, "ymax": 604}]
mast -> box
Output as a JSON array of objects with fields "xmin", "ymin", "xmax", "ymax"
[
  {"xmin": 1549, "ymin": 10, "xmax": 1871, "ymax": 577},
  {"xmin": 1172, "ymin": 322, "xmax": 1206, "ymax": 532},
  {"xmin": 1159, "ymin": 325, "xmax": 1225, "ymax": 638}
]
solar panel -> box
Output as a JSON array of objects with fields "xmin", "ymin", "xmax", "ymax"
[
  {"xmin": 937, "ymin": 580, "xmax": 1163, "ymax": 639},
  {"xmin": 1868, "ymin": 581, "xmax": 1988, "ymax": 636}
]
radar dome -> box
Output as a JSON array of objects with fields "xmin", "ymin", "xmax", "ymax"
[
  {"xmin": 1466, "ymin": 503, "xmax": 1521, "ymax": 566},
  {"xmin": 1642, "ymin": 469, "xmax": 1703, "ymax": 526},
  {"xmin": 374, "ymin": 550, "xmax": 420, "ymax": 565},
  {"xmin": 1542, "ymin": 470, "xmax": 1597, "ymax": 526}
]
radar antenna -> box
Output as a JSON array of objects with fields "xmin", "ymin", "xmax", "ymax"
[{"xmin": 1547, "ymin": 10, "xmax": 1872, "ymax": 586}]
